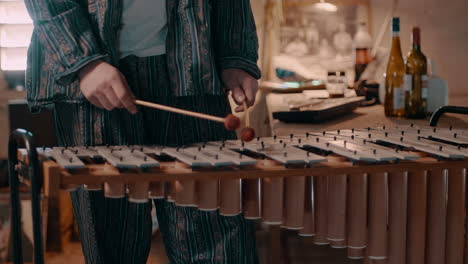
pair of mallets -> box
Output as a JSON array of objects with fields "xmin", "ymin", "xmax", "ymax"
[{"xmin": 134, "ymin": 100, "xmax": 256, "ymax": 142}]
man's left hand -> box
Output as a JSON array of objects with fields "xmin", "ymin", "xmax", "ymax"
[{"xmin": 222, "ymin": 69, "xmax": 258, "ymax": 112}]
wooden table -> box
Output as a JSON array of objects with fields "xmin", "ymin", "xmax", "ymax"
[{"xmin": 266, "ymin": 93, "xmax": 468, "ymax": 136}]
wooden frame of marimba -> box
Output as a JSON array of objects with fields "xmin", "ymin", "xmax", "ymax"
[
  {"xmin": 8, "ymin": 105, "xmax": 468, "ymax": 264},
  {"xmin": 16, "ymin": 151, "xmax": 468, "ymax": 264}
]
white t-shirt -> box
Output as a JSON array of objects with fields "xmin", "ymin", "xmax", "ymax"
[{"xmin": 119, "ymin": 0, "xmax": 167, "ymax": 58}]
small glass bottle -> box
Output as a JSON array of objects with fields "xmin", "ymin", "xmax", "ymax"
[
  {"xmin": 327, "ymin": 71, "xmax": 347, "ymax": 98},
  {"xmin": 354, "ymin": 22, "xmax": 373, "ymax": 82}
]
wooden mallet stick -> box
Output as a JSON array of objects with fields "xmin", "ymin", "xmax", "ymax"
[
  {"xmin": 134, "ymin": 100, "xmax": 241, "ymax": 130},
  {"xmin": 243, "ymin": 101, "xmax": 251, "ymax": 127}
]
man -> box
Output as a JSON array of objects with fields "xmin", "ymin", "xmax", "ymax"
[{"xmin": 25, "ymin": 0, "xmax": 260, "ymax": 263}]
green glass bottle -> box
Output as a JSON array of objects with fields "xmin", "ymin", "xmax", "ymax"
[{"xmin": 405, "ymin": 27, "xmax": 428, "ymax": 118}]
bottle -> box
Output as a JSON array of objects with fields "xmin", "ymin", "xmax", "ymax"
[
  {"xmin": 384, "ymin": 17, "xmax": 406, "ymax": 117},
  {"xmin": 404, "ymin": 27, "xmax": 428, "ymax": 118},
  {"xmin": 354, "ymin": 22, "xmax": 373, "ymax": 82},
  {"xmin": 427, "ymin": 60, "xmax": 449, "ymax": 113},
  {"xmin": 326, "ymin": 71, "xmax": 347, "ymax": 98}
]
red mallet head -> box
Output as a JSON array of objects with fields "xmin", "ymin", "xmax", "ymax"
[
  {"xmin": 241, "ymin": 127, "xmax": 256, "ymax": 142},
  {"xmin": 224, "ymin": 114, "xmax": 241, "ymax": 131}
]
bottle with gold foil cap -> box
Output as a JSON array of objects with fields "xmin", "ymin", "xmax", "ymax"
[{"xmin": 384, "ymin": 17, "xmax": 406, "ymax": 117}]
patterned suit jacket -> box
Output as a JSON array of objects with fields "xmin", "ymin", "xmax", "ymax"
[{"xmin": 24, "ymin": 0, "xmax": 260, "ymax": 111}]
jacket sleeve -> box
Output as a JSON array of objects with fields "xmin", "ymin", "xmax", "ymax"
[
  {"xmin": 24, "ymin": 0, "xmax": 107, "ymax": 85},
  {"xmin": 211, "ymin": 0, "xmax": 262, "ymax": 79}
]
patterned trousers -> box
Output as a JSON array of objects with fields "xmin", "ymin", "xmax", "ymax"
[{"xmin": 53, "ymin": 55, "xmax": 259, "ymax": 263}]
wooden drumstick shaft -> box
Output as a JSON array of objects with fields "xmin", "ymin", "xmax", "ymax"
[
  {"xmin": 135, "ymin": 99, "xmax": 225, "ymax": 123},
  {"xmin": 243, "ymin": 101, "xmax": 251, "ymax": 127}
]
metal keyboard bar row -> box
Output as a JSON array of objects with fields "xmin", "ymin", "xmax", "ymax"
[
  {"xmin": 370, "ymin": 127, "xmax": 468, "ymax": 145},
  {"xmin": 296, "ymin": 136, "xmax": 380, "ymax": 162},
  {"xmin": 97, "ymin": 148, "xmax": 160, "ymax": 169},
  {"xmin": 243, "ymin": 143, "xmax": 326, "ymax": 165},
  {"xmin": 219, "ymin": 136, "xmax": 389, "ymax": 162},
  {"xmin": 183, "ymin": 147, "xmax": 235, "ymax": 167},
  {"xmin": 203, "ymin": 145, "xmax": 257, "ymax": 166},
  {"xmin": 240, "ymin": 136, "xmax": 406, "ymax": 162},
  {"xmin": 344, "ymin": 130, "xmax": 463, "ymax": 159},
  {"xmin": 161, "ymin": 148, "xmax": 212, "ymax": 167},
  {"xmin": 49, "ymin": 149, "xmax": 86, "ymax": 169},
  {"xmin": 317, "ymin": 132, "xmax": 419, "ymax": 160},
  {"xmin": 364, "ymin": 130, "xmax": 468, "ymax": 157},
  {"xmin": 43, "ymin": 125, "xmax": 468, "ymax": 169},
  {"xmin": 394, "ymin": 125, "xmax": 468, "ymax": 136}
]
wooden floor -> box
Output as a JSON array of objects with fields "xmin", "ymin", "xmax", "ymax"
[{"xmin": 45, "ymin": 226, "xmax": 362, "ymax": 264}]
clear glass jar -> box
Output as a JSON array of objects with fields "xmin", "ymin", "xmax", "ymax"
[{"xmin": 326, "ymin": 71, "xmax": 347, "ymax": 98}]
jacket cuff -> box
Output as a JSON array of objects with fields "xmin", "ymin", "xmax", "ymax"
[
  {"xmin": 54, "ymin": 54, "xmax": 109, "ymax": 86},
  {"xmin": 218, "ymin": 56, "xmax": 262, "ymax": 80}
]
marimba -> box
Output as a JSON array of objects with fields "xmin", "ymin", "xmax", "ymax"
[{"xmin": 8, "ymin": 107, "xmax": 468, "ymax": 264}]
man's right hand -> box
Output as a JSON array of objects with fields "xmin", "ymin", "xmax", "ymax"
[{"xmin": 79, "ymin": 60, "xmax": 137, "ymax": 114}]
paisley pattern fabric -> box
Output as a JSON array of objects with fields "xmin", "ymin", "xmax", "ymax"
[
  {"xmin": 54, "ymin": 55, "xmax": 259, "ymax": 263},
  {"xmin": 24, "ymin": 0, "xmax": 260, "ymax": 112}
]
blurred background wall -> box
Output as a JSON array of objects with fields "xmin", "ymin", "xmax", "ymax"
[{"xmin": 251, "ymin": 0, "xmax": 468, "ymax": 101}]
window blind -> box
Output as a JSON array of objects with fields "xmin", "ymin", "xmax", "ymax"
[{"xmin": 0, "ymin": 0, "xmax": 32, "ymax": 71}]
